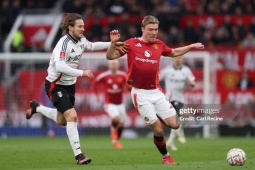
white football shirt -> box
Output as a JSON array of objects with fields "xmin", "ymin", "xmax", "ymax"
[
  {"xmin": 159, "ymin": 65, "xmax": 195, "ymax": 103},
  {"xmin": 46, "ymin": 34, "xmax": 110, "ymax": 85}
]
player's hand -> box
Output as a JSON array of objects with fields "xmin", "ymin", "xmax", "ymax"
[
  {"xmin": 192, "ymin": 43, "xmax": 205, "ymax": 49},
  {"xmin": 83, "ymin": 70, "xmax": 94, "ymax": 78},
  {"xmin": 186, "ymin": 77, "xmax": 196, "ymax": 87},
  {"xmin": 115, "ymin": 42, "xmax": 128, "ymax": 53},
  {"xmin": 110, "ymin": 30, "xmax": 121, "ymax": 42}
]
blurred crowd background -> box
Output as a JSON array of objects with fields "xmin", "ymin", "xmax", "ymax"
[{"xmin": 1, "ymin": 0, "xmax": 255, "ymax": 53}]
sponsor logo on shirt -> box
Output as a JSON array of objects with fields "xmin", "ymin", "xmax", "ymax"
[
  {"xmin": 135, "ymin": 56, "xmax": 158, "ymax": 64},
  {"xmin": 144, "ymin": 50, "xmax": 152, "ymax": 57},
  {"xmin": 135, "ymin": 43, "xmax": 142, "ymax": 47},
  {"xmin": 67, "ymin": 54, "xmax": 82, "ymax": 62}
]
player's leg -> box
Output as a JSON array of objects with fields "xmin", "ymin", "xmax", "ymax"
[
  {"xmin": 117, "ymin": 103, "xmax": 127, "ymax": 140},
  {"xmin": 171, "ymin": 101, "xmax": 186, "ymax": 144},
  {"xmin": 55, "ymin": 94, "xmax": 91, "ymax": 165},
  {"xmin": 131, "ymin": 89, "xmax": 176, "ymax": 165},
  {"xmin": 154, "ymin": 93, "xmax": 180, "ymax": 129},
  {"xmin": 149, "ymin": 120, "xmax": 176, "ymax": 164},
  {"xmin": 111, "ymin": 116, "xmax": 123, "ymax": 148},
  {"xmin": 166, "ymin": 129, "xmax": 178, "ymax": 150},
  {"xmin": 154, "ymin": 92, "xmax": 180, "ymax": 151},
  {"xmin": 55, "ymin": 84, "xmax": 91, "ymax": 165},
  {"xmin": 105, "ymin": 104, "xmax": 123, "ymax": 148},
  {"xmin": 26, "ymin": 100, "xmax": 66, "ymax": 125}
]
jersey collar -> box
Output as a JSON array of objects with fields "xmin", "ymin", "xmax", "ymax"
[
  {"xmin": 67, "ymin": 33, "xmax": 78, "ymax": 44},
  {"xmin": 173, "ymin": 65, "xmax": 182, "ymax": 70}
]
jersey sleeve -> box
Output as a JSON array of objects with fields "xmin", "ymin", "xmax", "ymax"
[
  {"xmin": 93, "ymin": 73, "xmax": 105, "ymax": 96},
  {"xmin": 186, "ymin": 67, "xmax": 195, "ymax": 81},
  {"xmin": 52, "ymin": 38, "xmax": 68, "ymax": 62},
  {"xmin": 117, "ymin": 39, "xmax": 130, "ymax": 56},
  {"xmin": 161, "ymin": 42, "xmax": 173, "ymax": 57},
  {"xmin": 83, "ymin": 38, "xmax": 110, "ymax": 51}
]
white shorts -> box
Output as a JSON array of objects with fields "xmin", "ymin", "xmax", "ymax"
[
  {"xmin": 104, "ymin": 103, "xmax": 127, "ymax": 123},
  {"xmin": 131, "ymin": 87, "xmax": 176, "ymax": 125}
]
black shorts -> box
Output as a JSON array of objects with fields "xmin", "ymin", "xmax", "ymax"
[
  {"xmin": 171, "ymin": 101, "xmax": 184, "ymax": 117},
  {"xmin": 45, "ymin": 80, "xmax": 75, "ymax": 113}
]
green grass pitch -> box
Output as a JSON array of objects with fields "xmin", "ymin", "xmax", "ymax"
[{"xmin": 0, "ymin": 136, "xmax": 254, "ymax": 170}]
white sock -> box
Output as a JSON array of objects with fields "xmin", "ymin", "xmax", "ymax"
[
  {"xmin": 163, "ymin": 152, "xmax": 170, "ymax": 158},
  {"xmin": 166, "ymin": 129, "xmax": 177, "ymax": 146},
  {"xmin": 176, "ymin": 126, "xmax": 184, "ymax": 137},
  {"xmin": 176, "ymin": 124, "xmax": 185, "ymax": 138},
  {"xmin": 36, "ymin": 105, "xmax": 57, "ymax": 122},
  {"xmin": 66, "ymin": 122, "xmax": 82, "ymax": 156}
]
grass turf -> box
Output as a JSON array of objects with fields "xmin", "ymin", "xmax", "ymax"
[{"xmin": 0, "ymin": 136, "xmax": 254, "ymax": 170}]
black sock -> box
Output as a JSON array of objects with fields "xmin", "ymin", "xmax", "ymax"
[
  {"xmin": 111, "ymin": 120, "xmax": 118, "ymax": 128},
  {"xmin": 153, "ymin": 135, "xmax": 167, "ymax": 155},
  {"xmin": 117, "ymin": 127, "xmax": 123, "ymax": 139}
]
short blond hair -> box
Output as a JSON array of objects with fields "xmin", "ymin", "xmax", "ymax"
[{"xmin": 141, "ymin": 15, "xmax": 159, "ymax": 28}]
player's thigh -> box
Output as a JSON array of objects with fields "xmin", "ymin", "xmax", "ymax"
[
  {"xmin": 104, "ymin": 104, "xmax": 120, "ymax": 119},
  {"xmin": 52, "ymin": 91, "xmax": 74, "ymax": 114},
  {"xmin": 131, "ymin": 90, "xmax": 158, "ymax": 125},
  {"xmin": 171, "ymin": 101, "xmax": 184, "ymax": 116},
  {"xmin": 118, "ymin": 104, "xmax": 127, "ymax": 123},
  {"xmin": 155, "ymin": 95, "xmax": 177, "ymax": 121}
]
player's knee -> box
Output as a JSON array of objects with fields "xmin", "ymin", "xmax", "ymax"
[
  {"xmin": 67, "ymin": 114, "xmax": 77, "ymax": 122},
  {"xmin": 112, "ymin": 116, "xmax": 120, "ymax": 123},
  {"xmin": 57, "ymin": 118, "xmax": 67, "ymax": 126},
  {"xmin": 153, "ymin": 127, "xmax": 164, "ymax": 136},
  {"xmin": 171, "ymin": 123, "xmax": 180, "ymax": 129}
]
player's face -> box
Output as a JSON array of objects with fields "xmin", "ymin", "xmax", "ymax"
[
  {"xmin": 141, "ymin": 24, "xmax": 158, "ymax": 43},
  {"xmin": 173, "ymin": 56, "xmax": 183, "ymax": 67},
  {"xmin": 69, "ymin": 19, "xmax": 84, "ymax": 40},
  {"xmin": 109, "ymin": 60, "xmax": 119, "ymax": 73}
]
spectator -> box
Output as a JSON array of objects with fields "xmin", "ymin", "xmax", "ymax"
[
  {"xmin": 183, "ymin": 21, "xmax": 198, "ymax": 43},
  {"xmin": 242, "ymin": 32, "xmax": 255, "ymax": 48},
  {"xmin": 249, "ymin": 18, "xmax": 255, "ymax": 35},
  {"xmin": 11, "ymin": 26, "xmax": 25, "ymax": 52},
  {"xmin": 62, "ymin": 0, "xmax": 86, "ymax": 14}
]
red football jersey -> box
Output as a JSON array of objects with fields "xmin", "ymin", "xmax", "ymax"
[
  {"xmin": 94, "ymin": 70, "xmax": 127, "ymax": 104},
  {"xmin": 120, "ymin": 38, "xmax": 172, "ymax": 89}
]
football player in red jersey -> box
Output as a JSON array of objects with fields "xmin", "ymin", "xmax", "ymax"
[
  {"xmin": 106, "ymin": 15, "xmax": 204, "ymax": 164},
  {"xmin": 93, "ymin": 60, "xmax": 128, "ymax": 148}
]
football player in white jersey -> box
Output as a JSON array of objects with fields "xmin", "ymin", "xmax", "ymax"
[
  {"xmin": 160, "ymin": 55, "xmax": 196, "ymax": 150},
  {"xmin": 25, "ymin": 13, "xmax": 127, "ymax": 165}
]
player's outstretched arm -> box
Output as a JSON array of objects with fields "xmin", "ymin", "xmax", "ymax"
[
  {"xmin": 106, "ymin": 30, "xmax": 128, "ymax": 60},
  {"xmin": 170, "ymin": 43, "xmax": 204, "ymax": 58}
]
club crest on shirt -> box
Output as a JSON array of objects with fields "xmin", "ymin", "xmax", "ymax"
[
  {"xmin": 112, "ymin": 84, "xmax": 118, "ymax": 90},
  {"xmin": 117, "ymin": 77, "xmax": 123, "ymax": 83},
  {"xmin": 57, "ymin": 91, "xmax": 63, "ymax": 97},
  {"xmin": 60, "ymin": 51, "xmax": 66, "ymax": 60},
  {"xmin": 144, "ymin": 117, "xmax": 149, "ymax": 121},
  {"xmin": 144, "ymin": 50, "xmax": 152, "ymax": 57},
  {"xmin": 153, "ymin": 44, "xmax": 159, "ymax": 49}
]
